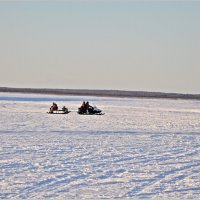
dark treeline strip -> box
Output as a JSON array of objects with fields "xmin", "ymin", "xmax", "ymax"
[{"xmin": 0, "ymin": 87, "xmax": 200, "ymax": 100}]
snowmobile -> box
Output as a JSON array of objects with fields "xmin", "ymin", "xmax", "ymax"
[{"xmin": 78, "ymin": 105, "xmax": 104, "ymax": 115}]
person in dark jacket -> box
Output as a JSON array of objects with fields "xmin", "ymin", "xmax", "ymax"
[{"xmin": 50, "ymin": 102, "xmax": 58, "ymax": 113}]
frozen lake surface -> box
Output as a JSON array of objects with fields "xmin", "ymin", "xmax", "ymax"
[{"xmin": 0, "ymin": 93, "xmax": 200, "ymax": 199}]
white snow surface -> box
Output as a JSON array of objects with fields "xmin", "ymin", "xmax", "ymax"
[{"xmin": 0, "ymin": 93, "xmax": 200, "ymax": 199}]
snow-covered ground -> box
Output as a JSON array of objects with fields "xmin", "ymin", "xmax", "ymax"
[{"xmin": 0, "ymin": 93, "xmax": 200, "ymax": 199}]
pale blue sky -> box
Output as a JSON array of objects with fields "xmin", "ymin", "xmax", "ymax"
[{"xmin": 0, "ymin": 1, "xmax": 199, "ymax": 93}]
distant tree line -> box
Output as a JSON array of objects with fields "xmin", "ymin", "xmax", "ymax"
[{"xmin": 0, "ymin": 87, "xmax": 200, "ymax": 100}]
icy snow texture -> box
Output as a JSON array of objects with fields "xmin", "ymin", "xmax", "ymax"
[{"xmin": 0, "ymin": 93, "xmax": 200, "ymax": 199}]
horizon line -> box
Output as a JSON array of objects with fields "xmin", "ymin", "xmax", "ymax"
[{"xmin": 0, "ymin": 86, "xmax": 200, "ymax": 100}]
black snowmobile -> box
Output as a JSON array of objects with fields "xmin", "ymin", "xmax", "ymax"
[{"xmin": 78, "ymin": 105, "xmax": 104, "ymax": 115}]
